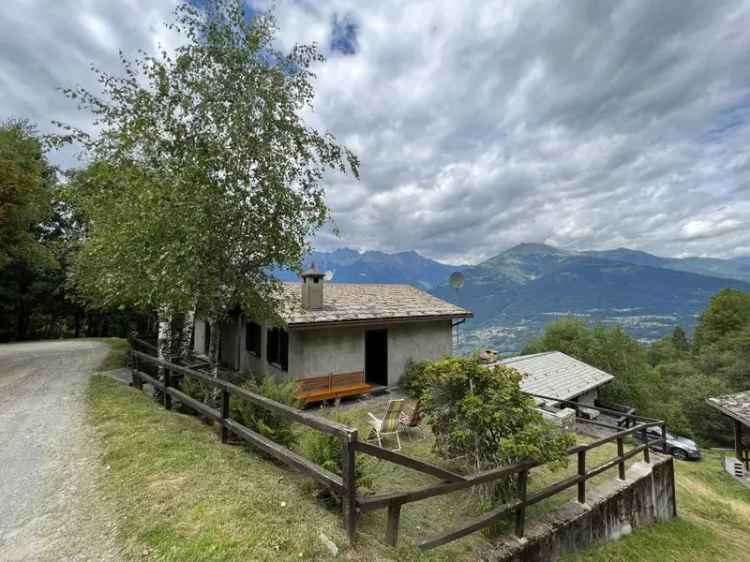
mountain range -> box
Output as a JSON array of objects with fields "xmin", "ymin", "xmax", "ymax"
[{"xmin": 279, "ymin": 243, "xmax": 750, "ymax": 352}]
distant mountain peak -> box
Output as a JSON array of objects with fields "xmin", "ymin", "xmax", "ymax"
[{"xmin": 503, "ymin": 242, "xmax": 571, "ymax": 257}]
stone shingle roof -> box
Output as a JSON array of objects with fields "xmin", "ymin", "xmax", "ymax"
[
  {"xmin": 707, "ymin": 391, "xmax": 750, "ymax": 427},
  {"xmin": 278, "ymin": 282, "xmax": 472, "ymax": 327},
  {"xmin": 490, "ymin": 351, "xmax": 614, "ymax": 401}
]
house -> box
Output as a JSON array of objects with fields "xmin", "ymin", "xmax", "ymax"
[
  {"xmin": 706, "ymin": 391, "xmax": 750, "ymax": 480},
  {"xmin": 193, "ymin": 267, "xmax": 473, "ymax": 387},
  {"xmin": 488, "ymin": 351, "xmax": 614, "ymax": 405},
  {"xmin": 483, "ymin": 351, "xmax": 615, "ymax": 428},
  {"xmin": 495, "ymin": 351, "xmax": 614, "ymax": 405}
]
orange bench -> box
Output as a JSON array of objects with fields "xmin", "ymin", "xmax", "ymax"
[{"xmin": 296, "ymin": 372, "xmax": 373, "ymax": 405}]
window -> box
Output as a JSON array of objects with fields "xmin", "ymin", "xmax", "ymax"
[
  {"xmin": 245, "ymin": 321, "xmax": 261, "ymax": 356},
  {"xmin": 266, "ymin": 327, "xmax": 288, "ymax": 371},
  {"xmin": 204, "ymin": 321, "xmax": 211, "ymax": 355}
]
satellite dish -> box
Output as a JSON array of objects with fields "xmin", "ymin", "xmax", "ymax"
[
  {"xmin": 449, "ymin": 271, "xmax": 465, "ymax": 289},
  {"xmin": 324, "ymin": 270, "xmax": 334, "ymax": 281}
]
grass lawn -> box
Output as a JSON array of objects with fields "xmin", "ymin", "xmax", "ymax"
[
  {"xmin": 562, "ymin": 448, "xmax": 750, "ymax": 562},
  {"xmin": 90, "ymin": 337, "xmax": 131, "ymax": 371},
  {"xmin": 87, "ymin": 365, "xmax": 750, "ymax": 561}
]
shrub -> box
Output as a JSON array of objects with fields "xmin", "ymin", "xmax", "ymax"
[
  {"xmin": 421, "ymin": 357, "xmax": 575, "ymax": 502},
  {"xmin": 230, "ymin": 376, "xmax": 300, "ymax": 449},
  {"xmin": 298, "ymin": 409, "xmax": 373, "ymax": 498},
  {"xmin": 399, "ymin": 359, "xmax": 432, "ymax": 400},
  {"xmin": 178, "ymin": 374, "xmax": 216, "ymax": 407}
]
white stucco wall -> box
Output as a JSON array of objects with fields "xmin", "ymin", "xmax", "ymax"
[
  {"xmin": 199, "ymin": 315, "xmax": 455, "ymax": 387},
  {"xmin": 575, "ymin": 388, "xmax": 599, "ymax": 406},
  {"xmin": 293, "ymin": 319, "xmax": 453, "ymax": 385},
  {"xmin": 385, "ymin": 320, "xmax": 453, "ymax": 386},
  {"xmin": 294, "ymin": 326, "xmax": 365, "ymax": 379}
]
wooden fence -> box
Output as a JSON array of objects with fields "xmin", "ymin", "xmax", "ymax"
[
  {"xmin": 128, "ymin": 349, "xmax": 360, "ymax": 540},
  {"xmin": 126, "ymin": 347, "xmax": 667, "ymax": 551}
]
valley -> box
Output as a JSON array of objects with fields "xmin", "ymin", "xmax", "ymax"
[{"xmin": 280, "ymin": 243, "xmax": 750, "ymax": 354}]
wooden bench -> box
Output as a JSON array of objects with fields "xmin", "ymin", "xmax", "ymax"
[{"xmin": 296, "ymin": 372, "xmax": 373, "ymax": 405}]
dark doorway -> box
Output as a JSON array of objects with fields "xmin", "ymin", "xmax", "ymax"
[{"xmin": 365, "ymin": 329, "xmax": 388, "ymax": 386}]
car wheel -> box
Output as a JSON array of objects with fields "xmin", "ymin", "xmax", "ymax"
[{"xmin": 671, "ymin": 448, "xmax": 687, "ymax": 460}]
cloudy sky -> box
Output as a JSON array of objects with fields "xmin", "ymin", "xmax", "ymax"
[{"xmin": 2, "ymin": 1, "xmax": 750, "ymax": 264}]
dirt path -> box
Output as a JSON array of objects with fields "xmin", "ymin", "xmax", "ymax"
[{"xmin": 0, "ymin": 340, "xmax": 121, "ymax": 562}]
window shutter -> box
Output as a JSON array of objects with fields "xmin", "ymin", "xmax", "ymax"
[{"xmin": 266, "ymin": 328, "xmax": 273, "ymax": 362}]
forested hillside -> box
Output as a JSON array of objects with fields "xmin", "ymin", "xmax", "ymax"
[
  {"xmin": 0, "ymin": 120, "xmax": 135, "ymax": 341},
  {"xmin": 523, "ymin": 288, "xmax": 750, "ymax": 444}
]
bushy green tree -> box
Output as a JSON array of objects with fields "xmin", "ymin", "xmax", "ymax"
[
  {"xmin": 0, "ymin": 119, "xmax": 81, "ymax": 341},
  {"xmin": 420, "ymin": 357, "xmax": 575, "ymax": 502},
  {"xmin": 524, "ymin": 319, "xmax": 652, "ymax": 407},
  {"xmin": 693, "ymin": 289, "xmax": 750, "ymax": 351},
  {"xmin": 671, "ymin": 326, "xmax": 690, "ymax": 352},
  {"xmin": 51, "ymin": 0, "xmax": 359, "ymax": 374}
]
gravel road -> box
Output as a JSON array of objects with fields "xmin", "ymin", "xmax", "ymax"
[{"xmin": 0, "ymin": 340, "xmax": 121, "ymax": 562}]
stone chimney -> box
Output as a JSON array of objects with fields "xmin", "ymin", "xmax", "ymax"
[{"xmin": 301, "ymin": 263, "xmax": 325, "ymax": 310}]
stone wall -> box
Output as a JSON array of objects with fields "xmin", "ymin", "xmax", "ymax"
[{"xmin": 480, "ymin": 456, "xmax": 676, "ymax": 562}]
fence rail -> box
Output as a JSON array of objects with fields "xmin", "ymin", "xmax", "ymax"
[
  {"xmin": 355, "ymin": 416, "xmax": 667, "ymax": 550},
  {"xmin": 126, "ymin": 348, "xmax": 666, "ymax": 551},
  {"xmin": 128, "ymin": 349, "xmax": 359, "ymax": 540}
]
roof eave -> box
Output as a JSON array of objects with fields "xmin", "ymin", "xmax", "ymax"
[
  {"xmin": 285, "ymin": 311, "xmax": 473, "ymax": 330},
  {"xmin": 706, "ymin": 398, "xmax": 750, "ymax": 427}
]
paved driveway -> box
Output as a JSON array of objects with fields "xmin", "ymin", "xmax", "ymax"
[{"xmin": 0, "ymin": 340, "xmax": 120, "ymax": 561}]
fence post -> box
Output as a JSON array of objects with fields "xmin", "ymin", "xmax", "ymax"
[
  {"xmin": 342, "ymin": 428, "xmax": 358, "ymax": 544},
  {"xmin": 642, "ymin": 427, "xmax": 651, "ymax": 463},
  {"xmin": 661, "ymin": 423, "xmax": 668, "ymax": 454},
  {"xmin": 515, "ymin": 469, "xmax": 528, "ymax": 538},
  {"xmin": 220, "ymin": 387, "xmax": 230, "ymax": 444},
  {"xmin": 385, "ymin": 502, "xmax": 402, "ymax": 546},
  {"xmin": 617, "ymin": 436, "xmax": 626, "ymax": 480},
  {"xmin": 577, "ymin": 450, "xmax": 586, "ymax": 504},
  {"xmin": 163, "ymin": 367, "xmax": 172, "ymax": 410},
  {"xmin": 132, "ymin": 353, "xmax": 142, "ymax": 390}
]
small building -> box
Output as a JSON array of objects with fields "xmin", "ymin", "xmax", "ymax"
[
  {"xmin": 493, "ymin": 351, "xmax": 614, "ymax": 405},
  {"xmin": 193, "ymin": 268, "xmax": 472, "ymax": 387},
  {"xmin": 707, "ymin": 391, "xmax": 750, "ymax": 479}
]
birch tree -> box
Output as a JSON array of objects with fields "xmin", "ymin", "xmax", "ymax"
[{"xmin": 53, "ymin": 0, "xmax": 359, "ymax": 380}]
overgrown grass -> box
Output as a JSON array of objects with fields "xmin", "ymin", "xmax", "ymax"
[
  {"xmin": 88, "ymin": 380, "xmax": 750, "ymax": 561},
  {"xmin": 91, "ymin": 337, "xmax": 130, "ymax": 371},
  {"xmin": 88, "ymin": 375, "xmax": 353, "ymax": 561},
  {"xmin": 562, "ymin": 449, "xmax": 750, "ymax": 562}
]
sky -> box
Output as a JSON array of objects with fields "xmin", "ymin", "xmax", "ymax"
[{"xmin": 2, "ymin": 1, "xmax": 750, "ymax": 265}]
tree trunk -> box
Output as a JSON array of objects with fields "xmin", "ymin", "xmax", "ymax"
[
  {"xmin": 207, "ymin": 318, "xmax": 221, "ymax": 404},
  {"xmin": 208, "ymin": 318, "xmax": 221, "ymax": 378},
  {"xmin": 180, "ymin": 308, "xmax": 195, "ymax": 362},
  {"xmin": 157, "ymin": 309, "xmax": 172, "ymax": 384}
]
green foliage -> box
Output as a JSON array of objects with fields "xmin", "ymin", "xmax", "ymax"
[
  {"xmin": 693, "ymin": 288, "xmax": 750, "ymax": 351},
  {"xmin": 399, "ymin": 359, "xmax": 432, "ymax": 400},
  {"xmin": 179, "ymin": 374, "xmax": 216, "ymax": 406},
  {"xmin": 52, "ymin": 0, "xmax": 359, "ymax": 326},
  {"xmin": 0, "ymin": 119, "xmax": 53, "ymax": 270},
  {"xmin": 524, "ymin": 319, "xmax": 651, "ymax": 407},
  {"xmin": 526, "ymin": 292, "xmax": 750, "ymax": 446},
  {"xmin": 229, "ymin": 376, "xmax": 300, "ymax": 449},
  {"xmin": 420, "ymin": 357, "xmax": 575, "ymax": 501},
  {"xmin": 298, "ymin": 408, "xmax": 373, "ymax": 495},
  {"xmin": 671, "ymin": 326, "xmax": 690, "ymax": 352}
]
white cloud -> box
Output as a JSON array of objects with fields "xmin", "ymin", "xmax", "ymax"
[{"xmin": 2, "ymin": 0, "xmax": 749, "ymax": 262}]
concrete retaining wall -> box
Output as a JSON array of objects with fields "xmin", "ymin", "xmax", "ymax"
[{"xmin": 480, "ymin": 456, "xmax": 676, "ymax": 562}]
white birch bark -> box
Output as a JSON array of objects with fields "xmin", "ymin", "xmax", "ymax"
[
  {"xmin": 157, "ymin": 308, "xmax": 172, "ymax": 383},
  {"xmin": 208, "ymin": 318, "xmax": 221, "ymax": 378},
  {"xmin": 180, "ymin": 308, "xmax": 195, "ymax": 362}
]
